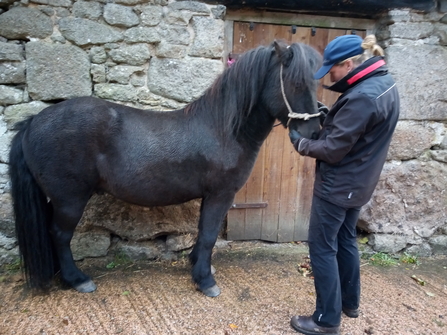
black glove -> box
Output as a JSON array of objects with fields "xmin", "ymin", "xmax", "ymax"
[
  {"xmin": 317, "ymin": 101, "xmax": 329, "ymax": 126},
  {"xmin": 289, "ymin": 129, "xmax": 302, "ymax": 145}
]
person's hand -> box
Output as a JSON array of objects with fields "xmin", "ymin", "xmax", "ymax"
[
  {"xmin": 289, "ymin": 129, "xmax": 302, "ymax": 144},
  {"xmin": 317, "ymin": 101, "xmax": 329, "ymax": 126}
]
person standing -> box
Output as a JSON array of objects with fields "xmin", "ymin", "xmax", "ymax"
[{"xmin": 289, "ymin": 34, "xmax": 400, "ymax": 335}]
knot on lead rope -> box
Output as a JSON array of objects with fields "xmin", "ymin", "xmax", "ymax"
[{"xmin": 288, "ymin": 111, "xmax": 321, "ymax": 121}]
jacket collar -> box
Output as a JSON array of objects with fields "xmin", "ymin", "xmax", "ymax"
[{"xmin": 324, "ymin": 56, "xmax": 388, "ymax": 93}]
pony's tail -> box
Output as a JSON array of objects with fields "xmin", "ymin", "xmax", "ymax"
[{"xmin": 9, "ymin": 117, "xmax": 56, "ymax": 290}]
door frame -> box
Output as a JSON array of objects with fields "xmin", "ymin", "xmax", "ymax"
[{"xmin": 224, "ymin": 9, "xmax": 376, "ymax": 66}]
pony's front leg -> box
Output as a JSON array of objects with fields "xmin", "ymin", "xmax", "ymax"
[{"xmin": 189, "ymin": 193, "xmax": 234, "ymax": 297}]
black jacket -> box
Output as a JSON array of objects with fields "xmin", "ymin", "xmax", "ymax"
[{"xmin": 295, "ymin": 56, "xmax": 400, "ymax": 207}]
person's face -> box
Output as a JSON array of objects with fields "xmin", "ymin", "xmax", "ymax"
[{"xmin": 329, "ymin": 59, "xmax": 353, "ymax": 83}]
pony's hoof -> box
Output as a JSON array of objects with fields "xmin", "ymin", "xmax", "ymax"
[
  {"xmin": 211, "ymin": 265, "xmax": 216, "ymax": 275},
  {"xmin": 74, "ymin": 280, "xmax": 97, "ymax": 293},
  {"xmin": 201, "ymin": 284, "xmax": 221, "ymax": 297}
]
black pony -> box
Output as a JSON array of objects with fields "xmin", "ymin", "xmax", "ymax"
[{"xmin": 9, "ymin": 40, "xmax": 322, "ymax": 297}]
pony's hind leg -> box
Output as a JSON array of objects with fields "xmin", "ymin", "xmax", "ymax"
[
  {"xmin": 189, "ymin": 193, "xmax": 234, "ymax": 297},
  {"xmin": 50, "ymin": 201, "xmax": 96, "ymax": 293}
]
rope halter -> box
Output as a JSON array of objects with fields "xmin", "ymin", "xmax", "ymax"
[{"xmin": 280, "ymin": 63, "xmax": 321, "ymax": 127}]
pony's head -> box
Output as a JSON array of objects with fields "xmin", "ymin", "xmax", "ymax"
[
  {"xmin": 264, "ymin": 40, "xmax": 322, "ymax": 140},
  {"xmin": 188, "ymin": 40, "xmax": 322, "ymax": 143}
]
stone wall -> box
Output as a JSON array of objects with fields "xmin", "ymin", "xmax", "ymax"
[
  {"xmin": 360, "ymin": 8, "xmax": 447, "ymax": 256},
  {"xmin": 0, "ymin": 0, "xmax": 225, "ymax": 264},
  {"xmin": 0, "ymin": 0, "xmax": 446, "ymax": 264}
]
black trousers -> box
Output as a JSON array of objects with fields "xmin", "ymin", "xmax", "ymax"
[{"xmin": 308, "ymin": 195, "xmax": 361, "ymax": 328}]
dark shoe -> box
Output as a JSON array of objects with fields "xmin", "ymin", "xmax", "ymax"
[
  {"xmin": 342, "ymin": 306, "xmax": 359, "ymax": 318},
  {"xmin": 290, "ymin": 315, "xmax": 340, "ymax": 335}
]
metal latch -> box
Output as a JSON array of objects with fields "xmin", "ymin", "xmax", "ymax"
[{"xmin": 230, "ymin": 202, "xmax": 268, "ymax": 209}]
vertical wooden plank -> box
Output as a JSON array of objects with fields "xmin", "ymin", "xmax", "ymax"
[
  {"xmin": 272, "ymin": 26, "xmax": 314, "ymax": 242},
  {"xmin": 227, "ymin": 22, "xmax": 250, "ymax": 240},
  {"xmin": 242, "ymin": 144, "xmax": 265, "ymax": 239},
  {"xmin": 257, "ymin": 22, "xmax": 297, "ymax": 242},
  {"xmin": 293, "ymin": 156, "xmax": 315, "ymax": 240},
  {"xmin": 260, "ymin": 126, "xmax": 284, "ymax": 241},
  {"xmin": 227, "ymin": 183, "xmax": 247, "ymax": 240},
  {"xmin": 232, "ymin": 22, "xmax": 255, "ymax": 53},
  {"xmin": 277, "ymin": 127, "xmax": 300, "ymax": 242},
  {"xmin": 228, "ymin": 21, "xmax": 265, "ymax": 240}
]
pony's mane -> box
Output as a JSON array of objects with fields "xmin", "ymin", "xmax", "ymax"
[
  {"xmin": 284, "ymin": 43, "xmax": 321, "ymax": 91},
  {"xmin": 184, "ymin": 41, "xmax": 320, "ymax": 140}
]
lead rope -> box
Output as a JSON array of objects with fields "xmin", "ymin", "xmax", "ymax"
[{"xmin": 279, "ymin": 64, "xmax": 321, "ymax": 127}]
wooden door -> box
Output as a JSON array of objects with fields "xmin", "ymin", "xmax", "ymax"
[{"xmin": 227, "ymin": 22, "xmax": 366, "ymax": 242}]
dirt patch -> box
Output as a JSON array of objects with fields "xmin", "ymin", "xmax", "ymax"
[{"xmin": 0, "ymin": 242, "xmax": 446, "ymax": 335}]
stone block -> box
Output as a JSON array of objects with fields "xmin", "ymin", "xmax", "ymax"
[
  {"xmin": 3, "ymin": 101, "xmax": 51, "ymax": 129},
  {"xmin": 434, "ymin": 24, "xmax": 447, "ymax": 46},
  {"xmin": 26, "ymin": 42, "xmax": 92, "ymax": 101},
  {"xmin": 431, "ymin": 150, "xmax": 447, "ymax": 163},
  {"xmin": 166, "ymin": 234, "xmax": 195, "ymax": 252},
  {"xmin": 360, "ymin": 160, "xmax": 447, "ymax": 237},
  {"xmin": 189, "ymin": 16, "xmax": 224, "ymax": 58},
  {"xmin": 71, "ymin": 231, "xmax": 111, "ymax": 261},
  {"xmin": 387, "ymin": 43, "xmax": 447, "ymax": 120},
  {"xmin": 368, "ymin": 234, "xmax": 407, "ymax": 253},
  {"xmin": 0, "ymin": 221, "xmax": 17, "ymax": 267},
  {"xmin": 0, "ymin": 62, "xmax": 26, "ymax": 84},
  {"xmin": 147, "ymin": 57, "xmax": 223, "ymax": 102},
  {"xmin": 211, "ymin": 5, "xmax": 226, "ymax": 20},
  {"xmin": 107, "ymin": 65, "xmax": 145, "ymax": 84},
  {"xmin": 155, "ymin": 42, "xmax": 187, "ymax": 58},
  {"xmin": 387, "ymin": 121, "xmax": 436, "ymax": 160},
  {"xmin": 0, "ymin": 122, "xmax": 12, "ymax": 164},
  {"xmin": 0, "ymin": 42, "xmax": 24, "ymax": 62},
  {"xmin": 94, "ymin": 83, "xmax": 139, "ymax": 102},
  {"xmin": 114, "ymin": 0, "xmax": 155, "ymax": 5},
  {"xmin": 91, "ymin": 64, "xmax": 106, "ymax": 83},
  {"xmin": 0, "ymin": 232, "xmax": 15, "ymax": 250},
  {"xmin": 0, "ymin": 7, "xmax": 52, "ymax": 39},
  {"xmin": 59, "ymin": 17, "xmax": 123, "ymax": 46},
  {"xmin": 0, "ymin": 246, "xmax": 18, "ymax": 266},
  {"xmin": 130, "ymin": 72, "xmax": 146, "ymax": 87},
  {"xmin": 73, "ymin": 0, "xmax": 103, "ymax": 20},
  {"xmin": 158, "ymin": 25, "xmax": 190, "ymax": 45},
  {"xmin": 123, "ymin": 27, "xmax": 161, "ymax": 43},
  {"xmin": 104, "ymin": 3, "xmax": 140, "ymax": 28},
  {"xmin": 31, "ymin": 0, "xmax": 71, "ymax": 7},
  {"xmin": 405, "ymin": 243, "xmax": 432, "ymax": 257},
  {"xmin": 0, "ymin": 194, "xmax": 14, "ymax": 237},
  {"xmin": 168, "ymin": 1, "xmax": 210, "ymax": 14},
  {"xmin": 114, "ymin": 240, "xmax": 164, "ymax": 260},
  {"xmin": 428, "ymin": 235, "xmax": 447, "ymax": 254},
  {"xmin": 80, "ymin": 194, "xmax": 200, "ymax": 241},
  {"xmin": 108, "ymin": 44, "xmax": 151, "ymax": 65},
  {"xmin": 388, "ymin": 9, "xmax": 411, "ymax": 23},
  {"xmin": 90, "ymin": 46, "xmax": 107, "ymax": 64},
  {"xmin": 165, "ymin": 8, "xmax": 192, "ymax": 25},
  {"xmin": 140, "ymin": 5, "xmax": 163, "ymax": 26},
  {"xmin": 0, "ymin": 85, "xmax": 23, "ymax": 106}
]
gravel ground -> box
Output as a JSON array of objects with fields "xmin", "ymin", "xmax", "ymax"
[{"xmin": 0, "ymin": 241, "xmax": 446, "ymax": 335}]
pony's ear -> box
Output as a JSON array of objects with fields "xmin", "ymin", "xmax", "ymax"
[{"xmin": 273, "ymin": 40, "xmax": 293, "ymax": 67}]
